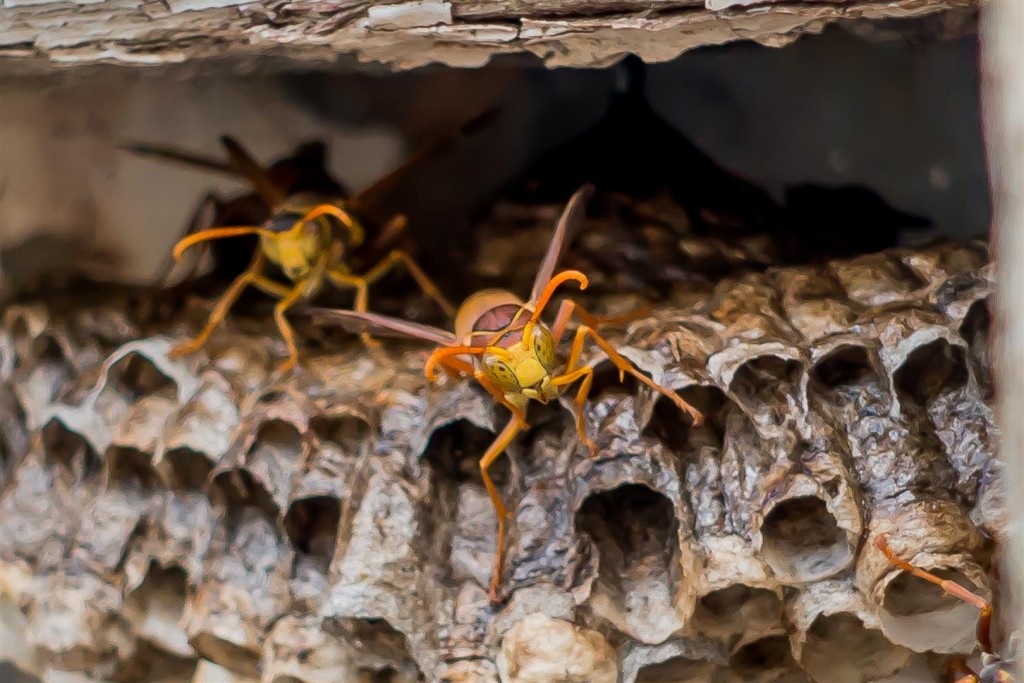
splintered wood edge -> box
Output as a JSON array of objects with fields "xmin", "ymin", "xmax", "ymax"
[{"xmin": 0, "ymin": 0, "xmax": 976, "ymax": 72}]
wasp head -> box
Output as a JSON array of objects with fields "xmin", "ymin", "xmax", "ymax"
[{"xmin": 480, "ymin": 323, "xmax": 561, "ymax": 406}]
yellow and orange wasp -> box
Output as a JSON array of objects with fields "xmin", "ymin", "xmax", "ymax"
[
  {"xmin": 127, "ymin": 114, "xmax": 494, "ymax": 373},
  {"xmin": 875, "ymin": 534, "xmax": 1017, "ymax": 683},
  {"xmin": 310, "ymin": 184, "xmax": 703, "ymax": 604}
]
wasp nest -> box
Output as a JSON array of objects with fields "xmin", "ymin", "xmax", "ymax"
[{"xmin": 0, "ymin": 203, "xmax": 1003, "ymax": 683}]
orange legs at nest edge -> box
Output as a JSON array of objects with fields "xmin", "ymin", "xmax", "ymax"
[
  {"xmin": 873, "ymin": 533, "xmax": 994, "ymax": 656},
  {"xmin": 553, "ymin": 298, "xmax": 703, "ymax": 427},
  {"xmin": 481, "ymin": 414, "xmax": 526, "ymax": 607}
]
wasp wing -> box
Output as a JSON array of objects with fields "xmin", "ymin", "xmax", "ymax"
[
  {"xmin": 120, "ymin": 141, "xmax": 239, "ymax": 177},
  {"xmin": 529, "ymin": 183, "xmax": 595, "ymax": 304},
  {"xmin": 307, "ymin": 307, "xmax": 458, "ymax": 346},
  {"xmin": 219, "ymin": 136, "xmax": 286, "ymax": 209}
]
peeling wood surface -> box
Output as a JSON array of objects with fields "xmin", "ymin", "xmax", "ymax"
[
  {"xmin": 0, "ymin": 0, "xmax": 977, "ymax": 70},
  {"xmin": 0, "ymin": 193, "xmax": 1005, "ymax": 681}
]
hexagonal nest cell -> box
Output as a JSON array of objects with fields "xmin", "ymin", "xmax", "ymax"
[{"xmin": 0, "ymin": 7, "xmax": 1011, "ymax": 683}]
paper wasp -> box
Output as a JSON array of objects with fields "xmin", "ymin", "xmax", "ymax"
[
  {"xmin": 874, "ymin": 534, "xmax": 1017, "ymax": 682},
  {"xmin": 127, "ymin": 113, "xmax": 495, "ymax": 373},
  {"xmin": 310, "ymin": 184, "xmax": 703, "ymax": 604}
]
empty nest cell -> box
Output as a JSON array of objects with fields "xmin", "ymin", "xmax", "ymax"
[
  {"xmin": 878, "ymin": 561, "xmax": 987, "ymax": 654},
  {"xmin": 635, "ymin": 654, "xmax": 727, "ymax": 683},
  {"xmin": 325, "ymin": 617, "xmax": 423, "ymax": 680},
  {"xmin": 421, "ymin": 420, "xmax": 502, "ymax": 485},
  {"xmin": 107, "ymin": 445, "xmax": 163, "ymax": 490},
  {"xmin": 283, "ymin": 495, "xmax": 342, "ymax": 562},
  {"xmin": 808, "ymin": 343, "xmax": 878, "ymax": 397},
  {"xmin": 692, "ymin": 584, "xmax": 782, "ymax": 646},
  {"xmin": 893, "ymin": 338, "xmax": 969, "ymax": 407},
  {"xmin": 958, "ymin": 297, "xmax": 992, "ymax": 396},
  {"xmin": 759, "ymin": 496, "xmax": 848, "ymax": 583},
  {"xmin": 729, "ymin": 633, "xmax": 797, "ymax": 681},
  {"xmin": 124, "ymin": 562, "xmax": 193, "ymax": 660},
  {"xmin": 211, "ymin": 419, "xmax": 305, "ymax": 518},
  {"xmin": 644, "ymin": 385, "xmax": 727, "ymax": 453},
  {"xmin": 311, "ymin": 414, "xmax": 372, "ymax": 453},
  {"xmin": 787, "ymin": 578, "xmax": 914, "ymax": 683},
  {"xmin": 105, "ymin": 352, "xmax": 179, "ymax": 403},
  {"xmin": 799, "ymin": 613, "xmax": 908, "ymax": 683},
  {"xmin": 575, "ymin": 484, "xmax": 683, "ymax": 642},
  {"xmin": 163, "ymin": 446, "xmax": 216, "ymax": 491},
  {"xmin": 40, "ymin": 420, "xmax": 100, "ymax": 482},
  {"xmin": 420, "ymin": 418, "xmax": 502, "ymax": 581},
  {"xmin": 727, "ymin": 354, "xmax": 804, "ymax": 432}
]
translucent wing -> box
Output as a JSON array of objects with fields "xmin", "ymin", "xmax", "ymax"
[
  {"xmin": 120, "ymin": 141, "xmax": 238, "ymax": 177},
  {"xmin": 308, "ymin": 307, "xmax": 458, "ymax": 346},
  {"xmin": 219, "ymin": 136, "xmax": 286, "ymax": 209},
  {"xmin": 123, "ymin": 136, "xmax": 285, "ymax": 210},
  {"xmin": 529, "ymin": 183, "xmax": 595, "ymax": 304}
]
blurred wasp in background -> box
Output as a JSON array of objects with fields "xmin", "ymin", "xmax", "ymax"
[
  {"xmin": 310, "ymin": 184, "xmax": 703, "ymax": 604},
  {"xmin": 875, "ymin": 534, "xmax": 1018, "ymax": 683},
  {"xmin": 126, "ymin": 109, "xmax": 496, "ymax": 373}
]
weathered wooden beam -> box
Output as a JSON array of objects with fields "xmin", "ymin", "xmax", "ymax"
[
  {"xmin": 981, "ymin": 0, "xmax": 1024, "ymax": 661},
  {"xmin": 0, "ymin": 0, "xmax": 975, "ymax": 71}
]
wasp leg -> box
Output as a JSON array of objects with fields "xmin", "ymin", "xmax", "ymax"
[
  {"xmin": 561, "ymin": 310, "xmax": 703, "ymax": 425},
  {"xmin": 480, "ymin": 414, "xmax": 525, "ymax": 606},
  {"xmin": 170, "ymin": 257, "xmax": 269, "ymax": 359},
  {"xmin": 469, "ymin": 370, "xmax": 529, "ymax": 425},
  {"xmin": 433, "ymin": 353, "xmax": 474, "ymax": 381},
  {"xmin": 324, "ymin": 269, "xmax": 376, "ymax": 348},
  {"xmin": 551, "ymin": 365, "xmax": 597, "ymax": 455},
  {"xmin": 551, "ymin": 297, "xmax": 652, "ymax": 344},
  {"xmin": 270, "ymin": 280, "xmax": 310, "ymax": 375},
  {"xmin": 361, "ymin": 249, "xmax": 456, "ymax": 318},
  {"xmin": 874, "ymin": 534, "xmax": 994, "ymax": 654},
  {"xmin": 367, "ymin": 213, "xmax": 409, "ymax": 254},
  {"xmin": 946, "ymin": 656, "xmax": 980, "ymax": 683},
  {"xmin": 424, "ymin": 346, "xmax": 486, "ymax": 382}
]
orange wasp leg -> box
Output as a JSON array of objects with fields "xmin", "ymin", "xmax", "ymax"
[
  {"xmin": 270, "ymin": 280, "xmax": 312, "ymax": 375},
  {"xmin": 551, "ymin": 298, "xmax": 653, "ymax": 346},
  {"xmin": 425, "ymin": 346, "xmax": 486, "ymax": 382},
  {"xmin": 946, "ymin": 656, "xmax": 980, "ymax": 683},
  {"xmin": 874, "ymin": 534, "xmax": 994, "ymax": 655},
  {"xmin": 360, "ymin": 249, "xmax": 456, "ymax": 318},
  {"xmin": 560, "ymin": 305, "xmax": 703, "ymax": 425},
  {"xmin": 471, "ymin": 370, "xmax": 529, "ymax": 425},
  {"xmin": 170, "ymin": 254, "xmax": 280, "ymax": 359},
  {"xmin": 430, "ymin": 351, "xmax": 529, "ymax": 430},
  {"xmin": 325, "ymin": 268, "xmax": 376, "ymax": 347},
  {"xmin": 433, "ymin": 353, "xmax": 475, "ymax": 381},
  {"xmin": 480, "ymin": 413, "xmax": 526, "ymax": 606},
  {"xmin": 550, "ymin": 365, "xmax": 597, "ymax": 455},
  {"xmin": 368, "ymin": 213, "xmax": 410, "ymax": 254}
]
